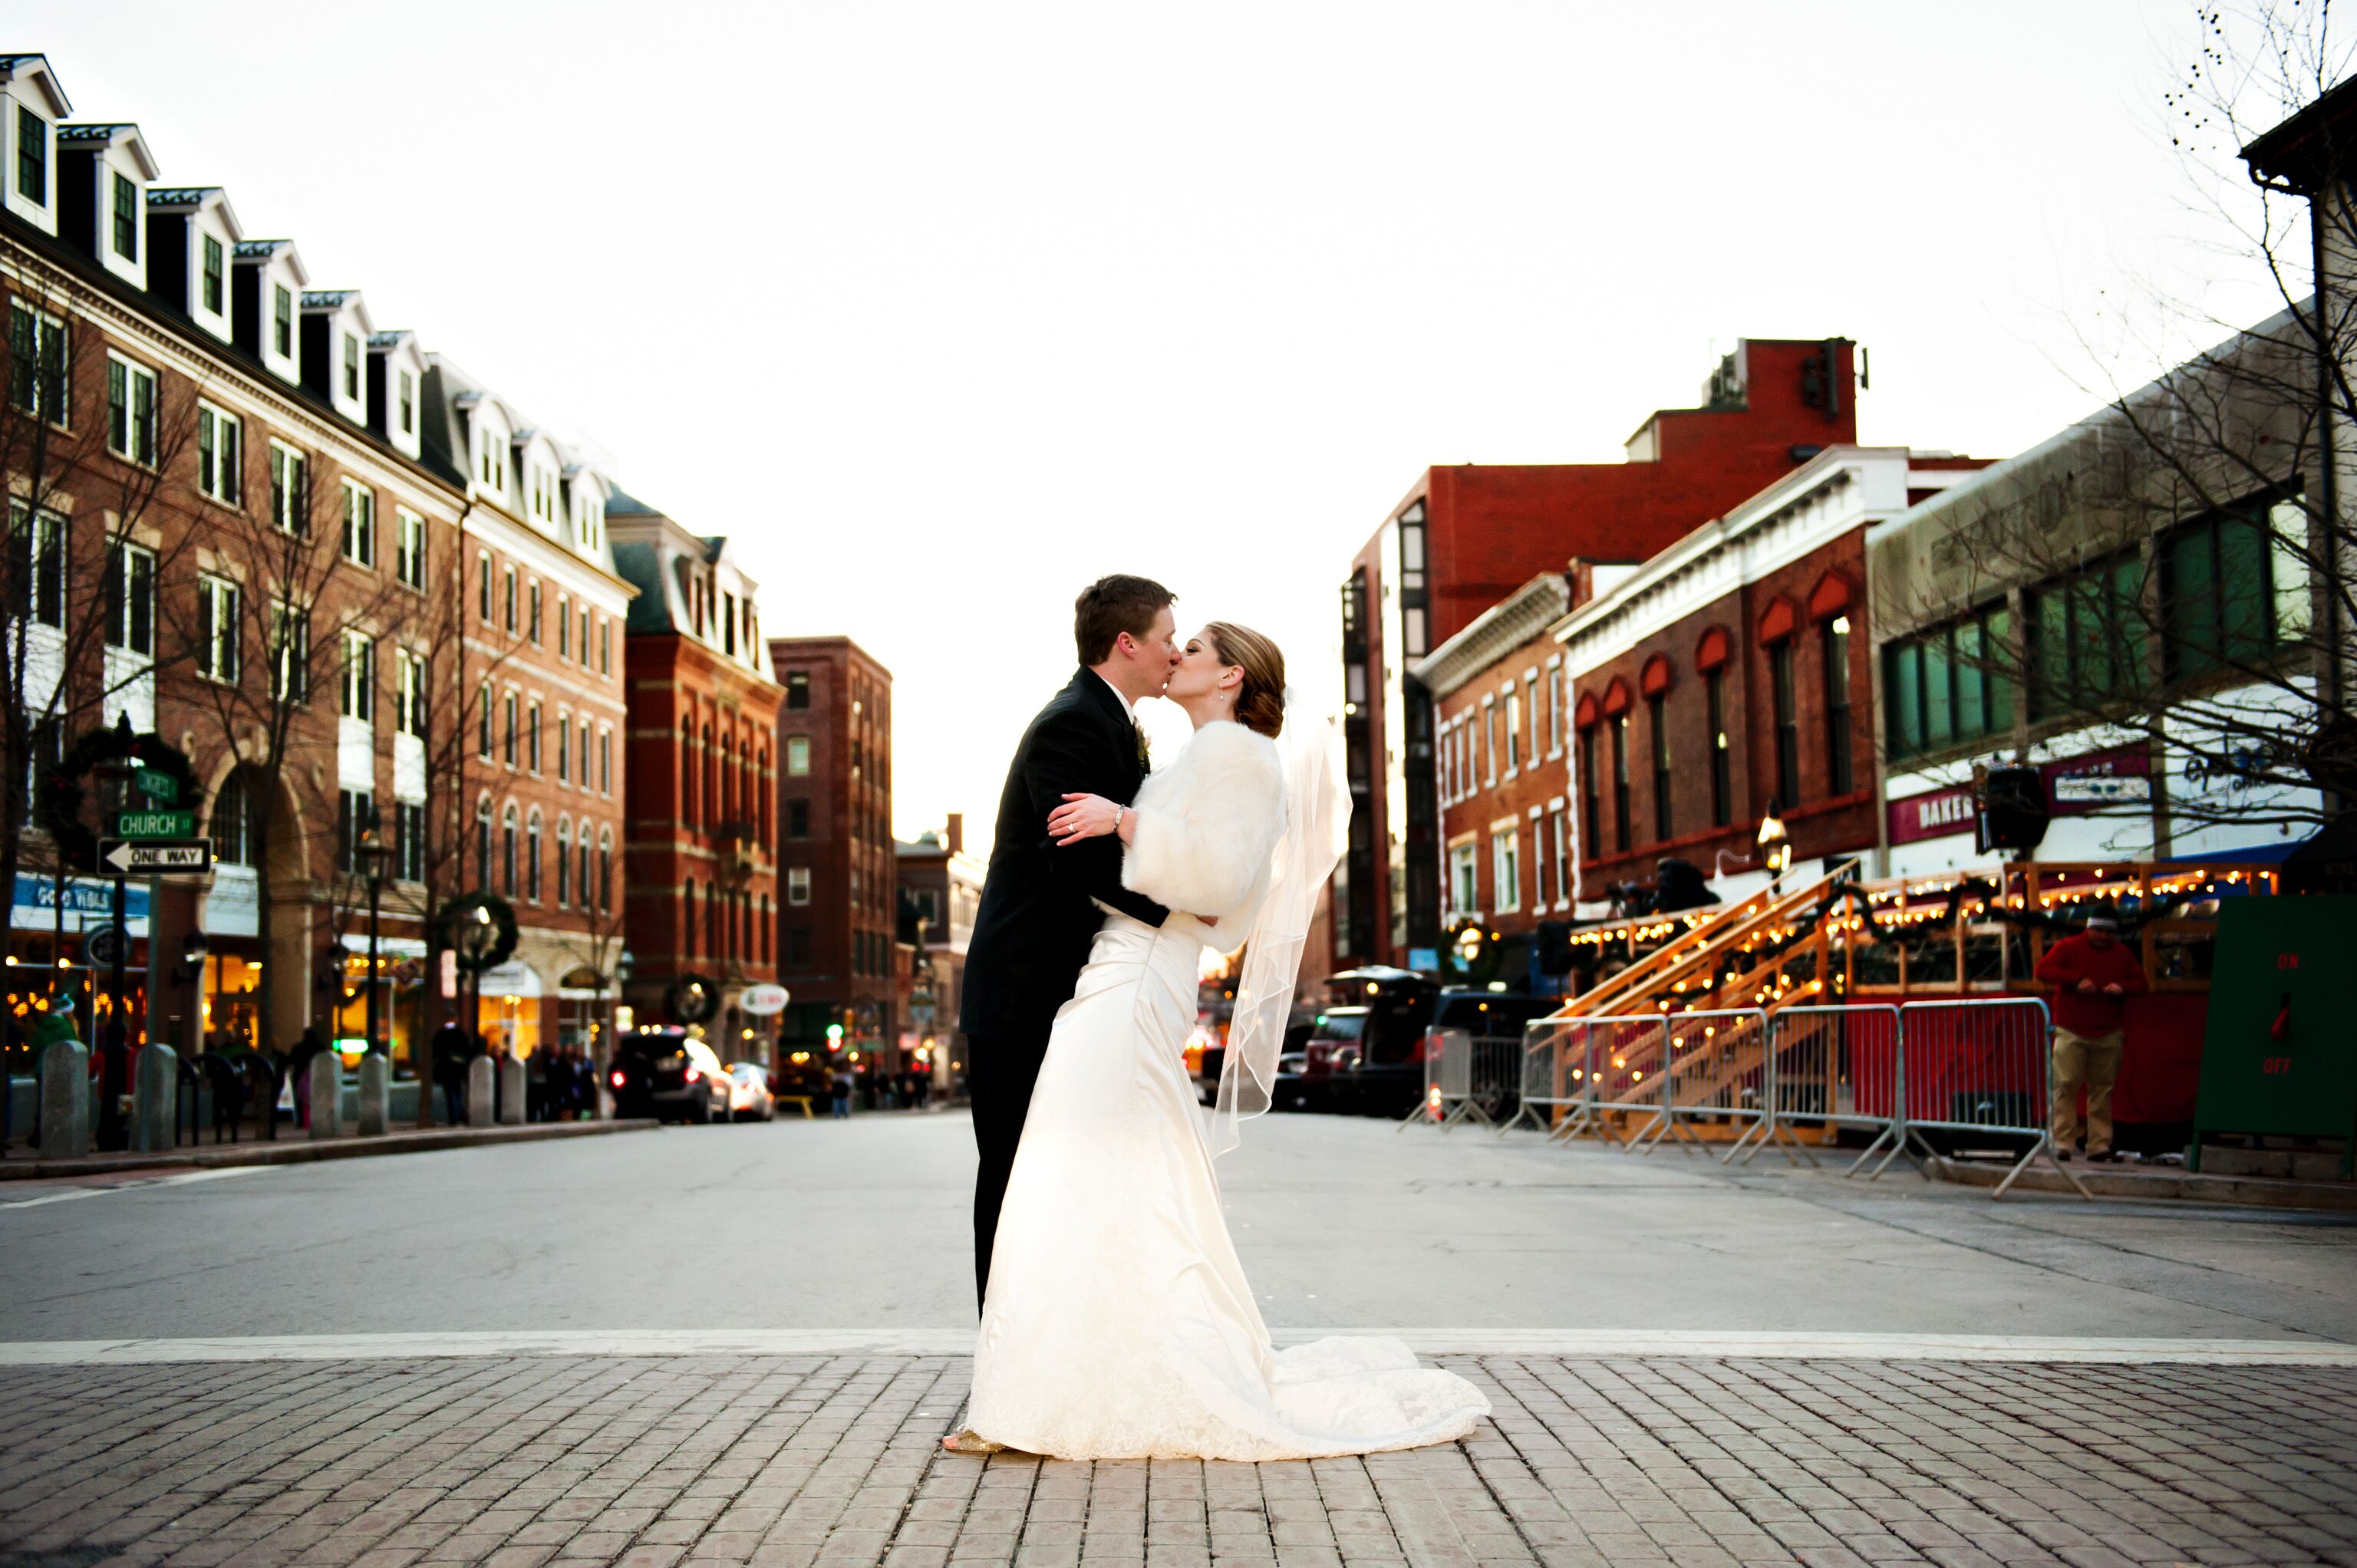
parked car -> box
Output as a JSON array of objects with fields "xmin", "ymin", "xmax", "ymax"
[
  {"xmin": 1198, "ymin": 1021, "xmax": 1315, "ymax": 1107},
  {"xmin": 611, "ymin": 1027, "xmax": 732, "ymax": 1124},
  {"xmin": 1275, "ymin": 1011, "xmax": 1363, "ymax": 1110},
  {"xmin": 1334, "ymin": 989, "xmax": 1559, "ymax": 1118},
  {"xmin": 724, "ymin": 1062, "xmax": 776, "ymax": 1122}
]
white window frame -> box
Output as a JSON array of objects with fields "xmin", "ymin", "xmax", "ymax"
[
  {"xmin": 394, "ymin": 508, "xmax": 424, "ymax": 590},
  {"xmin": 1546, "ymin": 662, "xmax": 1564, "ymax": 756},
  {"xmin": 1504, "ymin": 682, "xmax": 1521, "ymax": 773},
  {"xmin": 196, "ymin": 401, "xmax": 242, "ymax": 505},
  {"xmin": 269, "ymin": 439, "xmax": 308, "ymax": 535},
  {"xmin": 341, "ymin": 629, "xmax": 374, "ymax": 721},
  {"xmin": 1449, "ymin": 841, "xmax": 1478, "ymax": 921},
  {"xmin": 787, "ymin": 866, "xmax": 812, "ymax": 906},
  {"xmin": 398, "ymin": 649, "xmax": 427, "ymax": 738},
  {"xmin": 8, "ymin": 303, "xmax": 65, "ymax": 425},
  {"xmin": 105, "ymin": 352, "xmax": 158, "ymax": 466},
  {"xmin": 271, "ymin": 599, "xmax": 308, "ymax": 702},
  {"xmin": 341, "ymin": 478, "xmax": 375, "ymax": 567},
  {"xmin": 104, "ymin": 539, "xmax": 155, "ymax": 657},
  {"xmin": 1491, "ymin": 825, "xmax": 1521, "ymax": 914},
  {"xmin": 786, "ymin": 735, "xmax": 812, "ymax": 776},
  {"xmin": 341, "ymin": 331, "xmax": 361, "ymax": 402},
  {"xmin": 197, "ymin": 576, "xmax": 239, "ymax": 682}
]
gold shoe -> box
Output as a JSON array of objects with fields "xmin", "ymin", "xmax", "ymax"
[{"xmin": 942, "ymin": 1428, "xmax": 1004, "ymax": 1454}]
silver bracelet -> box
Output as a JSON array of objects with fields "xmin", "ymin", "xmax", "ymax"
[{"xmin": 1113, "ymin": 805, "xmax": 1125, "ymax": 833}]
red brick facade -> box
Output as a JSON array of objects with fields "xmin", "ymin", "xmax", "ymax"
[
  {"xmin": 610, "ymin": 504, "xmax": 781, "ymax": 1057},
  {"xmin": 770, "ymin": 637, "xmax": 898, "ymax": 1063},
  {"xmin": 1338, "ymin": 339, "xmax": 1864, "ymax": 971}
]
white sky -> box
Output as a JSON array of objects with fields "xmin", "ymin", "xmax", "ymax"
[{"xmin": 32, "ymin": 1, "xmax": 2293, "ymax": 855}]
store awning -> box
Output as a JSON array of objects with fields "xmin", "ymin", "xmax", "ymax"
[{"xmin": 337, "ymin": 934, "xmax": 430, "ymax": 958}]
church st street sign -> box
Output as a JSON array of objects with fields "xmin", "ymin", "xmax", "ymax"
[{"xmin": 115, "ymin": 809, "xmax": 196, "ymax": 838}]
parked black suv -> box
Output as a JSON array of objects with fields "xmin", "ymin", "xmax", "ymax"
[
  {"xmin": 609, "ymin": 1026, "xmax": 733, "ymax": 1124},
  {"xmin": 1324, "ymin": 973, "xmax": 1558, "ymax": 1117}
]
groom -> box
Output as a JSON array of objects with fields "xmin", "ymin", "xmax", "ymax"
[{"xmin": 960, "ymin": 575, "xmax": 1178, "ymax": 1310}]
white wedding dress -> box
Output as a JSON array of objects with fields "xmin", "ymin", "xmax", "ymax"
[{"xmin": 966, "ymin": 718, "xmax": 1490, "ymax": 1461}]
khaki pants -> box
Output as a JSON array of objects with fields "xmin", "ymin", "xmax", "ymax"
[{"xmin": 2051, "ymin": 1028, "xmax": 2122, "ymax": 1156}]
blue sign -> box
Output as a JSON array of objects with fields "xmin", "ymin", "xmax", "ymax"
[
  {"xmin": 1407, "ymin": 947, "xmax": 1440, "ymax": 974},
  {"xmin": 12, "ymin": 874, "xmax": 150, "ymax": 934}
]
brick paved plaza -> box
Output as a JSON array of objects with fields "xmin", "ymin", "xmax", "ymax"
[{"xmin": 2, "ymin": 1352, "xmax": 2352, "ymax": 1568}]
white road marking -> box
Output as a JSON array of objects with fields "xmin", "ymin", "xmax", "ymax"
[
  {"xmin": 0, "ymin": 1165, "xmax": 273, "ymax": 1210},
  {"xmin": 0, "ymin": 1327, "xmax": 2348, "ymax": 1366}
]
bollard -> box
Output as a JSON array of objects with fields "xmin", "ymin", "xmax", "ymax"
[
  {"xmin": 308, "ymin": 1056, "xmax": 344, "ymax": 1141},
  {"xmin": 466, "ymin": 1056, "xmax": 494, "ymax": 1128},
  {"xmin": 132, "ymin": 1043, "xmax": 177, "ymax": 1154},
  {"xmin": 39, "ymin": 1041, "xmax": 89, "ymax": 1159},
  {"xmin": 357, "ymin": 1053, "xmax": 390, "ymax": 1137},
  {"xmin": 497, "ymin": 1056, "xmax": 526, "ymax": 1125}
]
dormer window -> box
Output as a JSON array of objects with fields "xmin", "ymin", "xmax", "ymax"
[
  {"xmin": 110, "ymin": 170, "xmax": 136, "ymax": 259},
  {"xmin": 201, "ymin": 233, "xmax": 223, "ymax": 314},
  {"xmin": 397, "ymin": 370, "xmax": 414, "ymax": 435},
  {"xmin": 272, "ymin": 285, "xmax": 292, "ymax": 357},
  {"xmin": 15, "ymin": 107, "xmax": 43, "ymax": 206},
  {"xmin": 341, "ymin": 332, "xmax": 359, "ymax": 400}
]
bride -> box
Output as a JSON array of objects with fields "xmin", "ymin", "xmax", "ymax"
[{"xmin": 963, "ymin": 621, "xmax": 1490, "ymax": 1461}]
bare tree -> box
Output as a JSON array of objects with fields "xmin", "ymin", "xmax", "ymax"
[
  {"xmin": 1885, "ymin": 2, "xmax": 2357, "ymax": 838},
  {"xmin": 156, "ymin": 435, "xmax": 425, "ymax": 1055},
  {"xmin": 0, "ymin": 240, "xmax": 203, "ymax": 971}
]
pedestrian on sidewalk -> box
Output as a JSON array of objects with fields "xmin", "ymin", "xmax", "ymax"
[
  {"xmin": 830, "ymin": 1066, "xmax": 852, "ymax": 1119},
  {"xmin": 2034, "ymin": 911, "xmax": 2148, "ymax": 1161},
  {"xmin": 430, "ymin": 1018, "xmax": 471, "ymax": 1126},
  {"xmin": 288, "ymin": 1027, "xmax": 327, "ymax": 1131}
]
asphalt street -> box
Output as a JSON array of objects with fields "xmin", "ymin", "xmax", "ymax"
[{"xmin": 2, "ymin": 1108, "xmax": 2352, "ymax": 1345}]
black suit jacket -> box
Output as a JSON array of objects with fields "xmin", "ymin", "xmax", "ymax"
[{"xmin": 960, "ymin": 670, "xmax": 1169, "ymax": 1041}]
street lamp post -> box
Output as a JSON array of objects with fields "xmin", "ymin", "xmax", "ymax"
[
  {"xmin": 354, "ymin": 810, "xmax": 391, "ymax": 1059},
  {"xmin": 1756, "ymin": 800, "xmax": 1792, "ymax": 889}
]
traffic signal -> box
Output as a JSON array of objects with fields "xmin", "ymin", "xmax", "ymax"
[{"xmin": 826, "ymin": 1023, "xmax": 844, "ymax": 1051}]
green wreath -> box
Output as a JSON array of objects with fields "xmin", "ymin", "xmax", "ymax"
[
  {"xmin": 664, "ymin": 973, "xmax": 720, "ymax": 1024},
  {"xmin": 35, "ymin": 722, "xmax": 201, "ymax": 874},
  {"xmin": 434, "ymin": 892, "xmax": 519, "ymax": 975}
]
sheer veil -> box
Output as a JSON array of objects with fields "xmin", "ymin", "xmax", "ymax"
[{"xmin": 1209, "ymin": 687, "xmax": 1350, "ymax": 1157}]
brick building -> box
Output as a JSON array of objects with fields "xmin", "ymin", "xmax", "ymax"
[
  {"xmin": 1414, "ymin": 446, "xmax": 1986, "ymax": 988},
  {"xmin": 419, "ymin": 359, "xmax": 635, "ymax": 1069},
  {"xmin": 0, "ymin": 51, "xmax": 667, "ymax": 1117},
  {"xmin": 770, "ymin": 636, "xmax": 898, "ymax": 1064},
  {"xmin": 609, "ymin": 497, "xmax": 782, "ymax": 1058},
  {"xmin": 1337, "ymin": 338, "xmax": 1862, "ymax": 974},
  {"xmin": 895, "ymin": 812, "xmax": 984, "ymax": 1092}
]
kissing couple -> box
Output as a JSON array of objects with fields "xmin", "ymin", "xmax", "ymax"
[{"xmin": 951, "ymin": 574, "xmax": 1489, "ymax": 1461}]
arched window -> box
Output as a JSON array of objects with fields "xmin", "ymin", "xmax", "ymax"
[
  {"xmin": 681, "ymin": 721, "xmax": 697, "ymax": 826},
  {"xmin": 579, "ymin": 828, "xmax": 594, "ymax": 914},
  {"xmin": 502, "ymin": 804, "xmax": 519, "ymax": 896},
  {"xmin": 740, "ymin": 741, "xmax": 753, "ymax": 830},
  {"xmin": 476, "ymin": 796, "xmax": 493, "ymax": 886},
  {"xmin": 702, "ymin": 723, "xmax": 716, "ymax": 828},
  {"xmin": 704, "ymin": 881, "xmax": 716, "ymax": 961},
  {"xmin": 556, "ymin": 819, "xmax": 572, "ymax": 906},
  {"xmin": 598, "ymin": 831, "xmax": 612, "ymax": 914},
  {"xmin": 212, "ymin": 772, "xmax": 253, "ymax": 867},
  {"xmin": 526, "ymin": 811, "xmax": 543, "ymax": 901},
  {"xmin": 757, "ymin": 749, "xmax": 771, "ymax": 843},
  {"xmin": 684, "ymin": 876, "xmax": 697, "ymax": 957},
  {"xmin": 759, "ymin": 895, "xmax": 770, "ymax": 965}
]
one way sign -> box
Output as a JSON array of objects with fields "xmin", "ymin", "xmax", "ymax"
[{"xmin": 98, "ymin": 838, "xmax": 213, "ymax": 875}]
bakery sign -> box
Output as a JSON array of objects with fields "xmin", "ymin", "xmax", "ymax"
[{"xmin": 1885, "ymin": 746, "xmax": 2152, "ymax": 846}]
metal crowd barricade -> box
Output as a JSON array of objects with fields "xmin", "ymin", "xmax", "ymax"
[
  {"xmin": 1503, "ymin": 1016, "xmax": 1595, "ymax": 1141},
  {"xmin": 1397, "ymin": 1027, "xmax": 1520, "ymax": 1132},
  {"xmin": 1755, "ymin": 1003, "xmax": 1902, "ymax": 1174},
  {"xmin": 1896, "ymin": 997, "xmax": 2089, "ymax": 1200},
  {"xmin": 1662, "ymin": 1008, "xmax": 1778, "ymax": 1160},
  {"xmin": 1397, "ymin": 1028, "xmax": 1456, "ymax": 1129}
]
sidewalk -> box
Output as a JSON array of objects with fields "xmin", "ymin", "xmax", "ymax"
[
  {"xmin": 0, "ymin": 1349, "xmax": 2350, "ymax": 1568},
  {"xmin": 0, "ymin": 1118, "xmax": 658, "ymax": 1182},
  {"xmin": 1927, "ymin": 1152, "xmax": 2357, "ymax": 1210}
]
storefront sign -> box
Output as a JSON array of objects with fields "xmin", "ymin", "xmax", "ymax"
[
  {"xmin": 739, "ymin": 983, "xmax": 790, "ymax": 1016},
  {"xmin": 10, "ymin": 874, "xmax": 150, "ymax": 934},
  {"xmin": 1887, "ymin": 746, "xmax": 2153, "ymax": 847}
]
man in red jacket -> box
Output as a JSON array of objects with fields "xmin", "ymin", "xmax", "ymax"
[{"xmin": 2032, "ymin": 913, "xmax": 2149, "ymax": 1160}]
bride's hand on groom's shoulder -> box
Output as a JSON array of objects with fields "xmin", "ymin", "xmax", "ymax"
[{"xmin": 1049, "ymin": 792, "xmax": 1120, "ymax": 846}]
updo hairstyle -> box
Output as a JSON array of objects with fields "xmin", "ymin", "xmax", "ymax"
[{"xmin": 1203, "ymin": 621, "xmax": 1286, "ymax": 739}]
